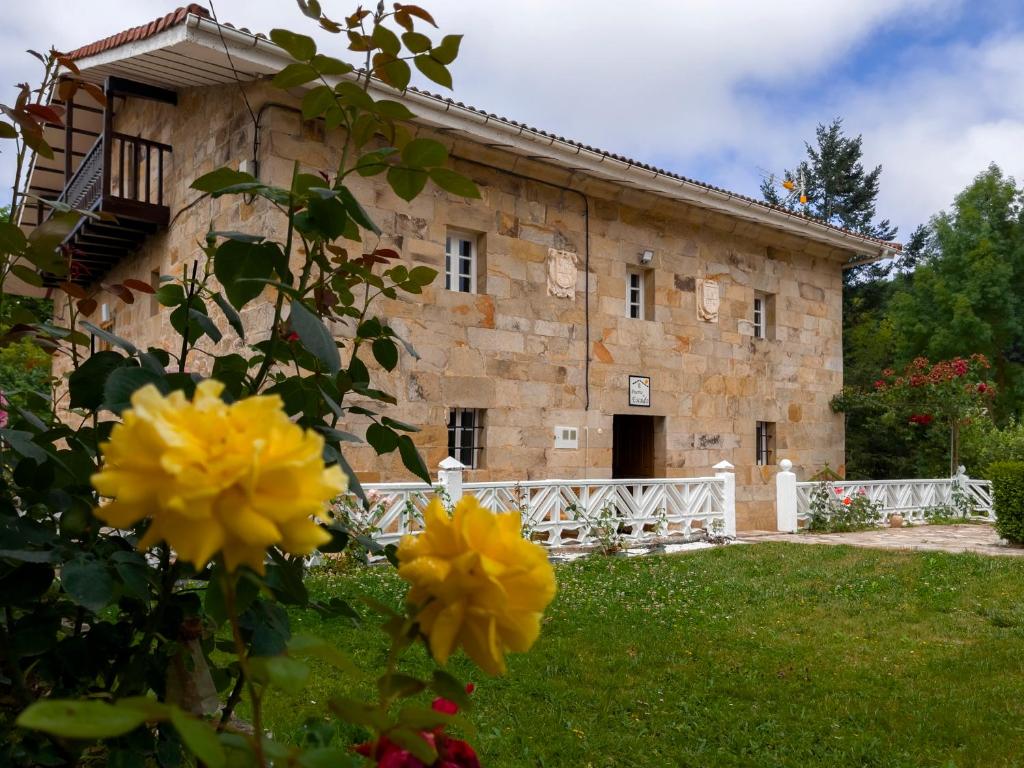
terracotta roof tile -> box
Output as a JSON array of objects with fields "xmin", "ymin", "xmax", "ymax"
[{"xmin": 65, "ymin": 4, "xmax": 209, "ymax": 60}]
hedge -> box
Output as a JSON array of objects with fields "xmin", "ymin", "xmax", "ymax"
[{"xmin": 988, "ymin": 461, "xmax": 1024, "ymax": 544}]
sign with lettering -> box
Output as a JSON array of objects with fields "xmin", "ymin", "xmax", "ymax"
[{"xmin": 628, "ymin": 375, "xmax": 651, "ymax": 407}]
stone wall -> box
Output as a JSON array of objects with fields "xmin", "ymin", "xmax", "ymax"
[{"xmin": 54, "ymin": 82, "xmax": 848, "ymax": 530}]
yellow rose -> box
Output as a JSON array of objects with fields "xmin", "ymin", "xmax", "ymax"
[
  {"xmin": 92, "ymin": 380, "xmax": 346, "ymax": 572},
  {"xmin": 397, "ymin": 496, "xmax": 556, "ymax": 675}
]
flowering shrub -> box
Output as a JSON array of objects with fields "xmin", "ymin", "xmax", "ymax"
[
  {"xmin": 0, "ymin": 4, "xmax": 556, "ymax": 767},
  {"xmin": 806, "ymin": 481, "xmax": 883, "ymax": 532},
  {"xmin": 835, "ymin": 355, "xmax": 996, "ymax": 476}
]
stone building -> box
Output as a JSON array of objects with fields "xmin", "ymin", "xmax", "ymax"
[{"xmin": 19, "ymin": 6, "xmax": 899, "ymax": 530}]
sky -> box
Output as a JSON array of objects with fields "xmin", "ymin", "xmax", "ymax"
[{"xmin": 3, "ymin": 0, "xmax": 1023, "ymax": 242}]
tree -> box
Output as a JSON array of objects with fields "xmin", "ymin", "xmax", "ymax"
[
  {"xmin": 887, "ymin": 164, "xmax": 1024, "ymax": 420},
  {"xmin": 761, "ymin": 118, "xmax": 897, "ymax": 242}
]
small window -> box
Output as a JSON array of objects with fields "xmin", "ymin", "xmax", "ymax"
[
  {"xmin": 627, "ymin": 270, "xmax": 644, "ymax": 319},
  {"xmin": 448, "ymin": 408, "xmax": 484, "ymax": 469},
  {"xmin": 753, "ymin": 291, "xmax": 775, "ymax": 340},
  {"xmin": 445, "ymin": 231, "xmax": 477, "ymax": 293},
  {"xmin": 755, "ymin": 421, "xmax": 775, "ymax": 466}
]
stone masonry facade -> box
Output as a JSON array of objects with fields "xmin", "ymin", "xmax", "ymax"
[{"xmin": 54, "ymin": 82, "xmax": 848, "ymax": 530}]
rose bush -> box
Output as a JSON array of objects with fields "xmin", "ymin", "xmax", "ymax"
[{"xmin": 0, "ymin": 3, "xmax": 555, "ymax": 766}]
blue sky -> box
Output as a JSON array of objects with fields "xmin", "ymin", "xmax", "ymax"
[{"xmin": 3, "ymin": 0, "xmax": 1023, "ymax": 242}]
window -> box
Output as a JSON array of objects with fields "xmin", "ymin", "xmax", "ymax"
[
  {"xmin": 753, "ymin": 291, "xmax": 775, "ymax": 340},
  {"xmin": 755, "ymin": 421, "xmax": 775, "ymax": 466},
  {"xmin": 448, "ymin": 408, "xmax": 484, "ymax": 468},
  {"xmin": 445, "ymin": 231, "xmax": 477, "ymax": 293},
  {"xmin": 627, "ymin": 270, "xmax": 644, "ymax": 319}
]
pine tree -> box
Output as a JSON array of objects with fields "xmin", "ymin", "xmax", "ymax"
[{"xmin": 761, "ymin": 118, "xmax": 897, "ymax": 242}]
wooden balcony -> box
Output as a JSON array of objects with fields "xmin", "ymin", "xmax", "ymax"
[{"xmin": 35, "ymin": 77, "xmax": 176, "ymax": 287}]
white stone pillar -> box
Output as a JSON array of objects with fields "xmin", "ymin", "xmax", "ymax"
[
  {"xmin": 776, "ymin": 458, "xmax": 798, "ymax": 532},
  {"xmin": 713, "ymin": 460, "xmax": 736, "ymax": 538},
  {"xmin": 437, "ymin": 456, "xmax": 466, "ymax": 504}
]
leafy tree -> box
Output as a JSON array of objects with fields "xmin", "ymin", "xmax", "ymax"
[
  {"xmin": 887, "ymin": 164, "xmax": 1024, "ymax": 420},
  {"xmin": 761, "ymin": 118, "xmax": 897, "ymax": 242}
]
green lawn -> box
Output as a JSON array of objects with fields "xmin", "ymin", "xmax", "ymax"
[{"xmin": 266, "ymin": 544, "xmax": 1024, "ymax": 767}]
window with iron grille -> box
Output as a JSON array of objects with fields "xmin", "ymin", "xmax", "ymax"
[
  {"xmin": 445, "ymin": 231, "xmax": 477, "ymax": 293},
  {"xmin": 448, "ymin": 408, "xmax": 484, "ymax": 469},
  {"xmin": 756, "ymin": 421, "xmax": 775, "ymax": 466},
  {"xmin": 627, "ymin": 270, "xmax": 643, "ymax": 319}
]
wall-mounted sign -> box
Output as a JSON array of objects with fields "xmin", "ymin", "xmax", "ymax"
[
  {"xmin": 628, "ymin": 375, "xmax": 651, "ymax": 407},
  {"xmin": 697, "ymin": 278, "xmax": 720, "ymax": 322}
]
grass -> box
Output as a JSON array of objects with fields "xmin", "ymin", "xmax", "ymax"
[{"xmin": 264, "ymin": 544, "xmax": 1024, "ymax": 767}]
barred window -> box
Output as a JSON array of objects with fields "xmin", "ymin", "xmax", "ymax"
[
  {"xmin": 756, "ymin": 421, "xmax": 775, "ymax": 466},
  {"xmin": 448, "ymin": 408, "xmax": 484, "ymax": 469},
  {"xmin": 445, "ymin": 231, "xmax": 477, "ymax": 293}
]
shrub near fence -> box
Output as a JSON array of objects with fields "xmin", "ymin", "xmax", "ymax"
[{"xmin": 988, "ymin": 461, "xmax": 1024, "ymax": 544}]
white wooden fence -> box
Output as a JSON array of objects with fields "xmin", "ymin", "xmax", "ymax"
[
  {"xmin": 337, "ymin": 458, "xmax": 735, "ymax": 548},
  {"xmin": 775, "ymin": 460, "xmax": 995, "ymax": 531}
]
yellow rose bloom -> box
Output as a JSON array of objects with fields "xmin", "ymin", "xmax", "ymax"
[
  {"xmin": 92, "ymin": 380, "xmax": 346, "ymax": 572},
  {"xmin": 396, "ymin": 496, "xmax": 556, "ymax": 676}
]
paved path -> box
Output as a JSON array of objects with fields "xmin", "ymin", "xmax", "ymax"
[{"xmin": 740, "ymin": 524, "xmax": 1024, "ymax": 557}]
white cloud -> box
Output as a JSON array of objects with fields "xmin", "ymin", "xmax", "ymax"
[{"xmin": 4, "ymin": 0, "xmax": 1023, "ymax": 240}]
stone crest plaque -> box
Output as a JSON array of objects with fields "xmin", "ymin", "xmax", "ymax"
[
  {"xmin": 697, "ymin": 278, "xmax": 720, "ymax": 322},
  {"xmin": 547, "ymin": 248, "xmax": 578, "ymax": 299}
]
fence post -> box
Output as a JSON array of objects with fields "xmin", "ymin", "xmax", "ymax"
[
  {"xmin": 776, "ymin": 458, "xmax": 798, "ymax": 532},
  {"xmin": 437, "ymin": 456, "xmax": 465, "ymax": 504},
  {"xmin": 713, "ymin": 460, "xmax": 736, "ymax": 537}
]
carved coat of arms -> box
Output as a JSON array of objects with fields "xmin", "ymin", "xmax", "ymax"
[
  {"xmin": 547, "ymin": 248, "xmax": 578, "ymax": 299},
  {"xmin": 697, "ymin": 278, "xmax": 720, "ymax": 322}
]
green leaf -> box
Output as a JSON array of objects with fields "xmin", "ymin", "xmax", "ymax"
[
  {"xmin": 62, "ymin": 556, "xmax": 115, "ymax": 613},
  {"xmin": 169, "ymin": 708, "xmax": 225, "ymax": 768},
  {"xmin": 372, "ymin": 338, "xmax": 398, "ymax": 371},
  {"xmin": 16, "ymin": 700, "xmax": 147, "ymax": 740},
  {"xmin": 398, "ymin": 434, "xmax": 431, "ymax": 483},
  {"xmin": 103, "ymin": 366, "xmax": 167, "ymax": 415},
  {"xmin": 334, "ymin": 82, "xmax": 376, "ymax": 110},
  {"xmin": 302, "ymin": 85, "xmax": 336, "ymax": 120},
  {"xmin": 371, "ymin": 24, "xmax": 401, "ymax": 55},
  {"xmin": 0, "ymin": 121, "xmax": 16, "ymax": 140},
  {"xmin": 80, "ymin": 320, "xmax": 138, "ymax": 355},
  {"xmin": 366, "ymin": 423, "xmax": 399, "ymax": 454},
  {"xmin": 255, "ymin": 655, "xmax": 310, "ymax": 694},
  {"xmin": 192, "ymin": 167, "xmax": 258, "ymax": 195},
  {"xmin": 0, "ymin": 429, "xmax": 49, "ymax": 462},
  {"xmin": 289, "ymin": 300, "xmax": 340, "ymax": 374},
  {"xmin": 0, "ymin": 221, "xmax": 28, "ymax": 254},
  {"xmin": 408, "ymin": 266, "xmax": 438, "ymax": 287},
  {"xmin": 431, "ymin": 34, "xmax": 462, "ymax": 65},
  {"xmin": 305, "ymin": 195, "xmax": 349, "ymax": 240},
  {"xmin": 156, "ymin": 283, "xmax": 186, "ymax": 307},
  {"xmin": 337, "ymin": 186, "xmax": 381, "ymax": 234},
  {"xmin": 429, "ymin": 168, "xmax": 480, "ymax": 198},
  {"xmin": 373, "ymin": 54, "xmax": 411, "ymax": 91},
  {"xmin": 401, "ymin": 31, "xmax": 432, "ymax": 54},
  {"xmin": 387, "ymin": 166, "xmax": 428, "ymax": 202},
  {"xmin": 430, "ymin": 670, "xmax": 473, "ymax": 712},
  {"xmin": 270, "ymin": 28, "xmax": 317, "ymax": 60},
  {"xmin": 298, "ymin": 748, "xmax": 362, "ymax": 768},
  {"xmin": 9, "ymin": 263, "xmax": 41, "ymax": 287},
  {"xmin": 68, "ymin": 350, "xmax": 125, "ymax": 410},
  {"xmin": 382, "ymin": 416, "xmax": 420, "ymax": 433},
  {"xmin": 188, "ymin": 308, "xmax": 223, "ymax": 343},
  {"xmin": 378, "ymin": 673, "xmax": 426, "ymax": 699},
  {"xmin": 211, "ymin": 291, "xmax": 245, "ymax": 340},
  {"xmin": 375, "ymin": 100, "xmax": 416, "ymax": 120},
  {"xmin": 311, "ymin": 54, "xmax": 353, "ymax": 76},
  {"xmin": 214, "ymin": 240, "xmax": 281, "ymax": 310},
  {"xmin": 273, "ymin": 62, "xmax": 320, "ymax": 89},
  {"xmin": 402, "ymin": 138, "xmax": 447, "ymax": 168},
  {"xmin": 413, "ymin": 55, "xmax": 452, "ymax": 89}
]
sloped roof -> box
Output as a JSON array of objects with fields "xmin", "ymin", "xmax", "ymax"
[{"xmin": 48, "ymin": 5, "xmax": 900, "ymax": 256}]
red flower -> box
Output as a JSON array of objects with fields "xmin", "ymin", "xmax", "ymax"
[
  {"xmin": 834, "ymin": 487, "xmax": 844, "ymax": 495},
  {"xmin": 286, "ymin": 331, "xmax": 300, "ymax": 342},
  {"xmin": 873, "ymin": 380, "xmax": 887, "ymax": 390},
  {"xmin": 842, "ymin": 497, "xmax": 852, "ymax": 506},
  {"xmin": 952, "ymin": 359, "xmax": 968, "ymax": 376},
  {"xmin": 909, "ymin": 413, "xmax": 934, "ymax": 426},
  {"xmin": 977, "ymin": 382, "xmax": 988, "ymax": 394},
  {"xmin": 432, "ymin": 697, "xmax": 459, "ymax": 716},
  {"xmin": 437, "ymin": 736, "xmax": 480, "ymax": 768}
]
